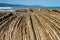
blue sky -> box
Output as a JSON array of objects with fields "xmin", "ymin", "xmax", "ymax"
[{"xmin": 0, "ymin": 0, "xmax": 60, "ymax": 6}]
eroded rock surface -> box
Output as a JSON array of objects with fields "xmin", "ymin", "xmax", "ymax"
[{"xmin": 0, "ymin": 8, "xmax": 60, "ymax": 40}]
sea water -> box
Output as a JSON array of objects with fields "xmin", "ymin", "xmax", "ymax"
[{"xmin": 0, "ymin": 7, "xmax": 60, "ymax": 12}]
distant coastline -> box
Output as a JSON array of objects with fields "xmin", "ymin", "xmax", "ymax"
[{"xmin": 0, "ymin": 3, "xmax": 60, "ymax": 10}]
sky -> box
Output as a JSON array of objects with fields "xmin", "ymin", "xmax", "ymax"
[{"xmin": 0, "ymin": 0, "xmax": 60, "ymax": 6}]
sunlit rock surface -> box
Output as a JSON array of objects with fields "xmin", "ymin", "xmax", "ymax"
[{"xmin": 0, "ymin": 8, "xmax": 60, "ymax": 40}]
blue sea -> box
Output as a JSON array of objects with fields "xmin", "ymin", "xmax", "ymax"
[
  {"xmin": 12, "ymin": 7, "xmax": 60, "ymax": 10},
  {"xmin": 0, "ymin": 7, "xmax": 60, "ymax": 11}
]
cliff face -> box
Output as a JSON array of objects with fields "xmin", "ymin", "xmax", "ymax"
[{"xmin": 0, "ymin": 8, "xmax": 60, "ymax": 40}]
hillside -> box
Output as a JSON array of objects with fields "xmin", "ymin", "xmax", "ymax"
[
  {"xmin": 0, "ymin": 3, "xmax": 44, "ymax": 8},
  {"xmin": 0, "ymin": 3, "xmax": 27, "ymax": 7},
  {"xmin": 0, "ymin": 8, "xmax": 60, "ymax": 40}
]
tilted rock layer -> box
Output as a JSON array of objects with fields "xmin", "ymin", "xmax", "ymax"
[{"xmin": 0, "ymin": 8, "xmax": 60, "ymax": 40}]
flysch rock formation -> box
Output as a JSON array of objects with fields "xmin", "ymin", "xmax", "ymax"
[{"xmin": 0, "ymin": 8, "xmax": 60, "ymax": 40}]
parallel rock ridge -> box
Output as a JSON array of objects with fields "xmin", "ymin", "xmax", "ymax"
[{"xmin": 0, "ymin": 8, "xmax": 60, "ymax": 40}]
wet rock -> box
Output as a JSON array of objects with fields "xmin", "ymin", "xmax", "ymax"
[{"xmin": 52, "ymin": 10, "xmax": 60, "ymax": 13}]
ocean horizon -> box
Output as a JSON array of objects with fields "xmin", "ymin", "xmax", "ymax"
[{"xmin": 0, "ymin": 7, "xmax": 60, "ymax": 10}]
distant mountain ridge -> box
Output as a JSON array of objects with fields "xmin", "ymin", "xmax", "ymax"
[
  {"xmin": 0, "ymin": 3, "xmax": 44, "ymax": 8},
  {"xmin": 0, "ymin": 3, "xmax": 60, "ymax": 10},
  {"xmin": 0, "ymin": 3, "xmax": 28, "ymax": 7}
]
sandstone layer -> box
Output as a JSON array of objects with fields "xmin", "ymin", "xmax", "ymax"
[{"xmin": 0, "ymin": 8, "xmax": 60, "ymax": 40}]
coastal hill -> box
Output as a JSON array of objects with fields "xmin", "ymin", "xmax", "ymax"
[
  {"xmin": 0, "ymin": 8, "xmax": 60, "ymax": 40},
  {"xmin": 0, "ymin": 3, "xmax": 43, "ymax": 8},
  {"xmin": 0, "ymin": 3, "xmax": 60, "ymax": 10}
]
